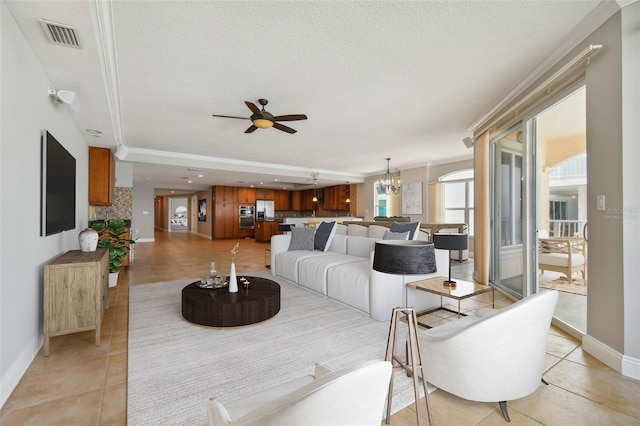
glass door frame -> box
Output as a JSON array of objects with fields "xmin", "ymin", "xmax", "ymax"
[{"xmin": 489, "ymin": 119, "xmax": 538, "ymax": 299}]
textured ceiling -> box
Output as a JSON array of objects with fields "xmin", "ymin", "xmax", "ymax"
[{"xmin": 5, "ymin": 0, "xmax": 607, "ymax": 191}]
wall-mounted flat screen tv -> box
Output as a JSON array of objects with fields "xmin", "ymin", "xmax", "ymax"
[{"xmin": 41, "ymin": 130, "xmax": 76, "ymax": 236}]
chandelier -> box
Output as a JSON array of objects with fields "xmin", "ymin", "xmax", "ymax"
[{"xmin": 376, "ymin": 158, "xmax": 401, "ymax": 195}]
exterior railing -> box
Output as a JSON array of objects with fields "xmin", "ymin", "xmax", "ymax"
[{"xmin": 549, "ymin": 220, "xmax": 587, "ymax": 237}]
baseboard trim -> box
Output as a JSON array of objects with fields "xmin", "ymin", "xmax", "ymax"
[
  {"xmin": 582, "ymin": 334, "xmax": 640, "ymax": 380},
  {"xmin": 622, "ymin": 355, "xmax": 640, "ymax": 380},
  {"xmin": 1, "ymin": 334, "xmax": 42, "ymax": 408},
  {"xmin": 135, "ymin": 237, "xmax": 155, "ymax": 243}
]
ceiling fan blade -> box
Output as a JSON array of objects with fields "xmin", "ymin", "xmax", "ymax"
[
  {"xmin": 211, "ymin": 114, "xmax": 249, "ymax": 120},
  {"xmin": 273, "ymin": 114, "xmax": 308, "ymax": 122},
  {"xmin": 245, "ymin": 125, "xmax": 258, "ymax": 134},
  {"xmin": 273, "ymin": 122, "xmax": 297, "ymax": 134},
  {"xmin": 245, "ymin": 101, "xmax": 262, "ymax": 116}
]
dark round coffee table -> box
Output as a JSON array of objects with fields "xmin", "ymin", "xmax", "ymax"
[{"xmin": 181, "ymin": 276, "xmax": 280, "ymax": 327}]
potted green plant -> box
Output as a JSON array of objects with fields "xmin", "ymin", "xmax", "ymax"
[
  {"xmin": 374, "ymin": 215, "xmax": 412, "ymax": 222},
  {"xmin": 92, "ymin": 219, "xmax": 136, "ymax": 287}
]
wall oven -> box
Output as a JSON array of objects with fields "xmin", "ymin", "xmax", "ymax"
[{"xmin": 239, "ymin": 205, "xmax": 255, "ymax": 229}]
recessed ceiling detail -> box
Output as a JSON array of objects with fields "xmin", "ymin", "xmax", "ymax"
[{"xmin": 39, "ymin": 19, "xmax": 82, "ymax": 48}]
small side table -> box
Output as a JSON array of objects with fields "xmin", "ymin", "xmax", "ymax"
[{"xmin": 406, "ymin": 276, "xmax": 493, "ymax": 328}]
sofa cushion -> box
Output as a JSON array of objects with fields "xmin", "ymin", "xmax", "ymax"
[
  {"xmin": 335, "ymin": 224, "xmax": 348, "ymax": 235},
  {"xmin": 314, "ymin": 221, "xmax": 337, "ymax": 252},
  {"xmin": 539, "ymin": 252, "xmax": 585, "ymax": 267},
  {"xmin": 368, "ymin": 225, "xmax": 389, "ymax": 239},
  {"xmin": 327, "ymin": 260, "xmax": 372, "ymax": 314},
  {"xmin": 288, "ymin": 227, "xmax": 315, "ymax": 251},
  {"xmin": 383, "ymin": 230, "xmax": 410, "ymax": 240},
  {"xmin": 275, "ymin": 250, "xmax": 330, "ymax": 283},
  {"xmin": 347, "ymin": 224, "xmax": 369, "ymax": 237},
  {"xmin": 390, "ymin": 221, "xmax": 421, "ymax": 240},
  {"xmin": 327, "ymin": 234, "xmax": 348, "ymax": 254},
  {"xmin": 346, "ymin": 236, "xmax": 377, "ymax": 258},
  {"xmin": 298, "ymin": 254, "xmax": 366, "ymax": 295}
]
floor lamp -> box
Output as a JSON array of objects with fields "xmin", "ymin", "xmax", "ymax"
[
  {"xmin": 432, "ymin": 233, "xmax": 468, "ymax": 287},
  {"xmin": 373, "ymin": 240, "xmax": 437, "ymax": 426}
]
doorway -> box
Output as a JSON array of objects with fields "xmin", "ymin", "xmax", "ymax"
[
  {"xmin": 535, "ymin": 86, "xmax": 587, "ymax": 334},
  {"xmin": 170, "ymin": 197, "xmax": 189, "ymax": 232},
  {"xmin": 489, "ymin": 86, "xmax": 587, "ymax": 334}
]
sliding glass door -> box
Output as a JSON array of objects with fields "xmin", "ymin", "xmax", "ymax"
[{"xmin": 490, "ymin": 123, "xmax": 537, "ymax": 299}]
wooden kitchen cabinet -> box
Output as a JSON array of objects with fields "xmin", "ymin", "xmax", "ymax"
[
  {"xmin": 237, "ymin": 187, "xmax": 256, "ymax": 204},
  {"xmin": 213, "ymin": 186, "xmax": 235, "ymax": 203},
  {"xmin": 88, "ymin": 147, "xmax": 114, "ymax": 206},
  {"xmin": 43, "ymin": 249, "xmax": 108, "ymax": 356},
  {"xmin": 212, "ymin": 201, "xmax": 236, "ymax": 239},
  {"xmin": 291, "ymin": 191, "xmax": 301, "ymax": 211},
  {"xmin": 274, "ymin": 190, "xmax": 291, "ymax": 210},
  {"xmin": 255, "ymin": 221, "xmax": 280, "ymax": 243},
  {"xmin": 324, "ymin": 185, "xmax": 349, "ymax": 210},
  {"xmin": 255, "ymin": 188, "xmax": 275, "ymax": 200},
  {"xmin": 300, "ymin": 189, "xmax": 317, "ymax": 211}
]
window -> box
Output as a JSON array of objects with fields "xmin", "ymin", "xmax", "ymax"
[
  {"xmin": 376, "ymin": 199, "xmax": 387, "ymax": 217},
  {"xmin": 549, "ymin": 200, "xmax": 567, "ymax": 220},
  {"xmin": 500, "ymin": 151, "xmax": 523, "ymax": 246},
  {"xmin": 441, "ymin": 170, "xmax": 474, "ymax": 236}
]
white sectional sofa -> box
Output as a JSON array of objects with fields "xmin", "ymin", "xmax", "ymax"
[{"xmin": 270, "ymin": 224, "xmax": 449, "ymax": 321}]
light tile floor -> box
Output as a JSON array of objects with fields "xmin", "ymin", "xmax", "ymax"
[{"xmin": 1, "ymin": 232, "xmax": 638, "ymax": 425}]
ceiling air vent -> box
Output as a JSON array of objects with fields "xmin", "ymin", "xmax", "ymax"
[{"xmin": 39, "ymin": 19, "xmax": 82, "ymax": 49}]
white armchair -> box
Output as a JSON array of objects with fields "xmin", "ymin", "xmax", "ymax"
[
  {"xmin": 419, "ymin": 290, "xmax": 559, "ymax": 422},
  {"xmin": 207, "ymin": 360, "xmax": 392, "ymax": 426}
]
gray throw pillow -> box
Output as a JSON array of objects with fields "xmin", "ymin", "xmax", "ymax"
[
  {"xmin": 288, "ymin": 227, "xmax": 315, "ymax": 251},
  {"xmin": 314, "ymin": 221, "xmax": 337, "ymax": 251},
  {"xmin": 390, "ymin": 221, "xmax": 420, "ymax": 240},
  {"xmin": 383, "ymin": 230, "xmax": 410, "ymax": 240}
]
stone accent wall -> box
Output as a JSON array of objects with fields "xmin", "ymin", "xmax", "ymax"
[{"xmin": 93, "ymin": 187, "xmax": 133, "ymax": 220}]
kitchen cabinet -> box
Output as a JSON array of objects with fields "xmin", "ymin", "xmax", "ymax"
[
  {"xmin": 291, "ymin": 191, "xmax": 301, "ymax": 211},
  {"xmin": 274, "ymin": 190, "xmax": 291, "ymax": 210},
  {"xmin": 255, "ymin": 188, "xmax": 275, "ymax": 200},
  {"xmin": 43, "ymin": 249, "xmax": 108, "ymax": 356},
  {"xmin": 300, "ymin": 189, "xmax": 316, "ymax": 211},
  {"xmin": 324, "ymin": 185, "xmax": 350, "ymax": 210},
  {"xmin": 212, "ymin": 201, "xmax": 237, "ymax": 239},
  {"xmin": 237, "ymin": 187, "xmax": 256, "ymax": 204},
  {"xmin": 88, "ymin": 147, "xmax": 114, "ymax": 206},
  {"xmin": 255, "ymin": 221, "xmax": 280, "ymax": 243},
  {"xmin": 213, "ymin": 186, "xmax": 235, "ymax": 203}
]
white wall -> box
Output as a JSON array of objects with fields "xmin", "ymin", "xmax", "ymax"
[
  {"xmin": 132, "ymin": 182, "xmax": 156, "ymax": 241},
  {"xmin": 0, "ymin": 3, "xmax": 89, "ymax": 406}
]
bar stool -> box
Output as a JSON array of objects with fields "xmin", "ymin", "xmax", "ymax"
[{"xmin": 384, "ymin": 307, "xmax": 432, "ymax": 426}]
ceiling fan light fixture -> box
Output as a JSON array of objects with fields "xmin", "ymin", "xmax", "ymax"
[{"xmin": 252, "ymin": 117, "xmax": 274, "ymax": 129}]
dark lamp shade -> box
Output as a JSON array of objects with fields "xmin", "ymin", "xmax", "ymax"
[
  {"xmin": 433, "ymin": 233, "xmax": 468, "ymax": 251},
  {"xmin": 373, "ymin": 240, "xmax": 437, "ymax": 275}
]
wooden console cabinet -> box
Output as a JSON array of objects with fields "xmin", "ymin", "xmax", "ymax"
[{"xmin": 43, "ymin": 249, "xmax": 108, "ymax": 356}]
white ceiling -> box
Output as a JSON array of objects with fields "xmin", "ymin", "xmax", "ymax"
[{"xmin": 5, "ymin": 0, "xmax": 608, "ymax": 192}]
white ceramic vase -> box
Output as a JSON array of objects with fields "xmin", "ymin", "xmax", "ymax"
[
  {"xmin": 79, "ymin": 228, "xmax": 99, "ymax": 252},
  {"xmin": 229, "ymin": 262, "xmax": 238, "ymax": 293}
]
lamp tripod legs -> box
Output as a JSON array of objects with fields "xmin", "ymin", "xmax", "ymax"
[{"xmin": 384, "ymin": 307, "xmax": 432, "ymax": 426}]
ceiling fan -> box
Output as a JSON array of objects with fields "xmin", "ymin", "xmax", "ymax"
[{"xmin": 212, "ymin": 99, "xmax": 307, "ymax": 134}]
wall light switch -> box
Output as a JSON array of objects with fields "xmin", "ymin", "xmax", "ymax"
[
  {"xmin": 143, "ymin": 211, "xmax": 149, "ymax": 215},
  {"xmin": 597, "ymin": 195, "xmax": 606, "ymax": 211}
]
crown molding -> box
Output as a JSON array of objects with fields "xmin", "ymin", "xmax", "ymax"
[{"xmin": 89, "ymin": 0, "xmax": 125, "ymax": 147}]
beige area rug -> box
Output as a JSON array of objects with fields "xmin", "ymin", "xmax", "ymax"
[
  {"xmin": 540, "ymin": 276, "xmax": 588, "ymax": 296},
  {"xmin": 128, "ymin": 271, "xmax": 433, "ymax": 425}
]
